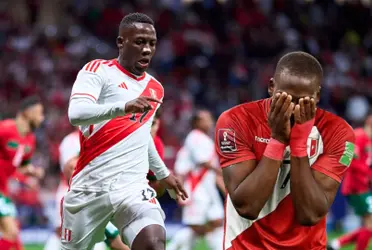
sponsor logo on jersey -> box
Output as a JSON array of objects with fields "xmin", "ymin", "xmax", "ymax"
[
  {"xmin": 218, "ymin": 129, "xmax": 237, "ymax": 153},
  {"xmin": 339, "ymin": 141, "xmax": 355, "ymax": 167},
  {"xmin": 255, "ymin": 136, "xmax": 270, "ymax": 144}
]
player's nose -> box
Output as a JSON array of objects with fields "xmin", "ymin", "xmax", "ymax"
[{"xmin": 142, "ymin": 44, "xmax": 151, "ymax": 55}]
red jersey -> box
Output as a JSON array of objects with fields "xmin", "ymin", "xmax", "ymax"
[
  {"xmin": 341, "ymin": 128, "xmax": 372, "ymax": 195},
  {"xmin": 147, "ymin": 135, "xmax": 165, "ymax": 180},
  {"xmin": 215, "ymin": 99, "xmax": 355, "ymax": 250},
  {"xmin": 0, "ymin": 119, "xmax": 35, "ymax": 194}
]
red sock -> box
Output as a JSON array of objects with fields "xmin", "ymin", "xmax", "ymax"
[
  {"xmin": 0, "ymin": 238, "xmax": 23, "ymax": 250},
  {"xmin": 356, "ymin": 228, "xmax": 372, "ymax": 250},
  {"xmin": 338, "ymin": 228, "xmax": 363, "ymax": 246}
]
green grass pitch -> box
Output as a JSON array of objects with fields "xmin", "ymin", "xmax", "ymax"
[{"xmin": 24, "ymin": 232, "xmax": 356, "ymax": 250}]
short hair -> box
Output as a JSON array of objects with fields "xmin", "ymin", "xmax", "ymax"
[
  {"xmin": 19, "ymin": 95, "xmax": 41, "ymax": 111},
  {"xmin": 274, "ymin": 51, "xmax": 323, "ymax": 84},
  {"xmin": 119, "ymin": 12, "xmax": 154, "ymax": 29}
]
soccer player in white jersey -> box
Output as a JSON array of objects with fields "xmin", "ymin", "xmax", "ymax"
[
  {"xmin": 62, "ymin": 13, "xmax": 187, "ymax": 250},
  {"xmin": 168, "ymin": 110, "xmax": 225, "ymax": 250},
  {"xmin": 44, "ymin": 131, "xmax": 129, "ymax": 250}
]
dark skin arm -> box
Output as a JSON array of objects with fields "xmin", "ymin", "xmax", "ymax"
[
  {"xmin": 290, "ymin": 159, "xmax": 339, "ymax": 226},
  {"xmin": 223, "ymin": 93, "xmax": 294, "ymax": 220},
  {"xmin": 290, "ymin": 97, "xmax": 340, "ymax": 226},
  {"xmin": 223, "ymin": 158, "xmax": 281, "ymax": 220}
]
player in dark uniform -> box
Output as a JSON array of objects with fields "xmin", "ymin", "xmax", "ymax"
[
  {"xmin": 0, "ymin": 96, "xmax": 45, "ymax": 250},
  {"xmin": 215, "ymin": 51, "xmax": 355, "ymax": 250}
]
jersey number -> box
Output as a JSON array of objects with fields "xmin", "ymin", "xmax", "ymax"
[
  {"xmin": 130, "ymin": 110, "xmax": 150, "ymax": 123},
  {"xmin": 141, "ymin": 188, "xmax": 155, "ymax": 201}
]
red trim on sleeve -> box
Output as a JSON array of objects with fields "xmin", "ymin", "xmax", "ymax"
[
  {"xmin": 311, "ymin": 164, "xmax": 342, "ymax": 183},
  {"xmin": 70, "ymin": 93, "xmax": 97, "ymax": 101}
]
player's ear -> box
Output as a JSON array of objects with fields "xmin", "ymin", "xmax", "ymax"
[
  {"xmin": 268, "ymin": 78, "xmax": 274, "ymax": 97},
  {"xmin": 116, "ymin": 36, "xmax": 124, "ymax": 49}
]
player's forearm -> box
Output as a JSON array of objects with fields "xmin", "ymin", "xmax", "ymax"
[
  {"xmin": 290, "ymin": 157, "xmax": 329, "ymax": 226},
  {"xmin": 232, "ymin": 157, "xmax": 281, "ymax": 220},
  {"xmin": 68, "ymin": 98, "xmax": 126, "ymax": 126},
  {"xmin": 148, "ymin": 138, "xmax": 170, "ymax": 180}
]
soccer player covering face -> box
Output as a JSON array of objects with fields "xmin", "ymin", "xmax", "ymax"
[
  {"xmin": 215, "ymin": 51, "xmax": 355, "ymax": 250},
  {"xmin": 0, "ymin": 96, "xmax": 45, "ymax": 250},
  {"xmin": 63, "ymin": 13, "xmax": 187, "ymax": 250},
  {"xmin": 328, "ymin": 112, "xmax": 372, "ymax": 250}
]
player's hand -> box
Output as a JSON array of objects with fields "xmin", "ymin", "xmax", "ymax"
[
  {"xmin": 159, "ymin": 174, "xmax": 188, "ymax": 201},
  {"xmin": 268, "ymin": 92, "xmax": 294, "ymax": 144},
  {"xmin": 293, "ymin": 97, "xmax": 316, "ymax": 124},
  {"xmin": 125, "ymin": 96, "xmax": 162, "ymax": 114}
]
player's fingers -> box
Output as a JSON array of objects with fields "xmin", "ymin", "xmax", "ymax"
[
  {"xmin": 304, "ymin": 97, "xmax": 311, "ymax": 120},
  {"xmin": 133, "ymin": 103, "xmax": 146, "ymax": 113},
  {"xmin": 279, "ymin": 94, "xmax": 292, "ymax": 115},
  {"xmin": 273, "ymin": 92, "xmax": 287, "ymax": 116},
  {"xmin": 137, "ymin": 99, "xmax": 152, "ymax": 111},
  {"xmin": 310, "ymin": 98, "xmax": 316, "ymax": 118},
  {"xmin": 143, "ymin": 96, "xmax": 163, "ymax": 104},
  {"xmin": 270, "ymin": 93, "xmax": 280, "ymax": 114},
  {"xmin": 299, "ymin": 98, "xmax": 305, "ymax": 120},
  {"xmin": 284, "ymin": 102, "xmax": 294, "ymax": 120},
  {"xmin": 294, "ymin": 104, "xmax": 301, "ymax": 124}
]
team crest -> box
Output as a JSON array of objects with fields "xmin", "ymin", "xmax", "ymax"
[{"xmin": 309, "ymin": 138, "xmax": 318, "ymax": 158}]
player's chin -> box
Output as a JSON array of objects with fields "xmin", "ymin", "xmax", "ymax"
[{"xmin": 133, "ymin": 63, "xmax": 148, "ymax": 74}]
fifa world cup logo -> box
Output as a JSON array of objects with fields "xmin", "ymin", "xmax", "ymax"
[{"xmin": 223, "ymin": 132, "xmax": 228, "ymax": 141}]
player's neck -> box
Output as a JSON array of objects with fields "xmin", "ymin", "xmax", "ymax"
[
  {"xmin": 15, "ymin": 115, "xmax": 31, "ymax": 136},
  {"xmin": 117, "ymin": 57, "xmax": 142, "ymax": 77}
]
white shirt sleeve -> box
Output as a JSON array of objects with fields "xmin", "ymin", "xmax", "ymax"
[
  {"xmin": 185, "ymin": 132, "xmax": 215, "ymax": 165},
  {"xmin": 174, "ymin": 147, "xmax": 192, "ymax": 176},
  {"xmin": 68, "ymin": 68, "xmax": 127, "ymax": 126},
  {"xmin": 148, "ymin": 137, "xmax": 170, "ymax": 180},
  {"xmin": 59, "ymin": 134, "xmax": 80, "ymax": 172}
]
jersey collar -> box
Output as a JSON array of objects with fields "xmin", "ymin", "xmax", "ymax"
[{"xmin": 112, "ymin": 59, "xmax": 146, "ymax": 81}]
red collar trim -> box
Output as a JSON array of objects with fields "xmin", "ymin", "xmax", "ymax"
[{"xmin": 112, "ymin": 59, "xmax": 146, "ymax": 81}]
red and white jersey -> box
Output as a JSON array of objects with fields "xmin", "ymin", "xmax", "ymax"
[
  {"xmin": 176, "ymin": 129, "xmax": 219, "ymax": 195},
  {"xmin": 215, "ymin": 99, "xmax": 355, "ymax": 250},
  {"xmin": 68, "ymin": 59, "xmax": 164, "ymax": 192}
]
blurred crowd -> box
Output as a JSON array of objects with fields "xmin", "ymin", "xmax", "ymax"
[{"xmin": 1, "ymin": 0, "xmax": 372, "ymax": 228}]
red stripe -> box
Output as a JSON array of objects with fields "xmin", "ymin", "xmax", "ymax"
[
  {"xmin": 89, "ymin": 61, "xmax": 98, "ymax": 72},
  {"xmin": 68, "ymin": 229, "xmax": 71, "ymax": 242},
  {"xmin": 70, "ymin": 93, "xmax": 97, "ymax": 101},
  {"xmin": 93, "ymin": 62, "xmax": 101, "ymax": 72},
  {"xmin": 71, "ymin": 78, "xmax": 164, "ymax": 179},
  {"xmin": 112, "ymin": 59, "xmax": 146, "ymax": 81},
  {"xmin": 85, "ymin": 62, "xmax": 92, "ymax": 71},
  {"xmin": 188, "ymin": 168, "xmax": 209, "ymax": 193}
]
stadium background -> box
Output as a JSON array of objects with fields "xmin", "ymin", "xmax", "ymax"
[{"xmin": 1, "ymin": 0, "xmax": 372, "ymax": 249}]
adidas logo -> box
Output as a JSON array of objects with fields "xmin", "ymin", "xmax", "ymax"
[{"xmin": 118, "ymin": 82, "xmax": 128, "ymax": 89}]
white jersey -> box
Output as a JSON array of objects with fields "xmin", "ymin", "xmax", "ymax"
[
  {"xmin": 176, "ymin": 129, "xmax": 219, "ymax": 193},
  {"xmin": 68, "ymin": 59, "xmax": 166, "ymax": 192},
  {"xmin": 59, "ymin": 131, "xmax": 80, "ymax": 172}
]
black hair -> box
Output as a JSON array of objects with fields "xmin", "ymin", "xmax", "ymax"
[
  {"xmin": 275, "ymin": 51, "xmax": 323, "ymax": 84},
  {"xmin": 19, "ymin": 96, "xmax": 41, "ymax": 111},
  {"xmin": 119, "ymin": 12, "xmax": 154, "ymax": 30}
]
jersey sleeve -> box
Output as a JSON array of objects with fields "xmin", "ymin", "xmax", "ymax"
[
  {"xmin": 70, "ymin": 61, "xmax": 105, "ymax": 102},
  {"xmin": 59, "ymin": 134, "xmax": 80, "ymax": 172},
  {"xmin": 311, "ymin": 123, "xmax": 355, "ymax": 182},
  {"xmin": 184, "ymin": 132, "xmax": 215, "ymax": 165},
  {"xmin": 215, "ymin": 110, "xmax": 256, "ymax": 168}
]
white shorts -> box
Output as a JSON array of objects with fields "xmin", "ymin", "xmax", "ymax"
[
  {"xmin": 60, "ymin": 184, "xmax": 165, "ymax": 250},
  {"xmin": 54, "ymin": 182, "xmax": 69, "ymax": 228},
  {"xmin": 182, "ymin": 172, "xmax": 224, "ymax": 225}
]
